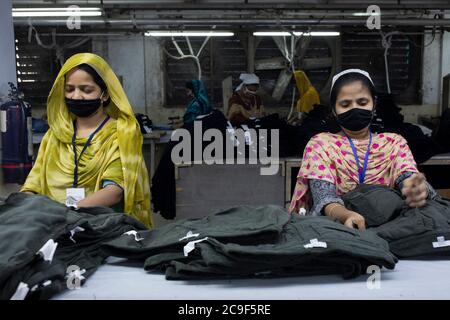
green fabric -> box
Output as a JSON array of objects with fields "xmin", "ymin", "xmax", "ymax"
[
  {"xmin": 102, "ymin": 205, "xmax": 291, "ymax": 260},
  {"xmin": 343, "ymin": 184, "xmax": 450, "ymax": 258},
  {"xmin": 0, "ymin": 192, "xmax": 146, "ymax": 300},
  {"xmin": 183, "ymin": 80, "xmax": 212, "ymax": 124},
  {"xmin": 155, "ymin": 214, "xmax": 397, "ymax": 280},
  {"xmin": 103, "ymin": 205, "xmax": 397, "ymax": 280}
]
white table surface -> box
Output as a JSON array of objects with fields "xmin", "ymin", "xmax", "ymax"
[{"xmin": 53, "ymin": 258, "xmax": 450, "ymax": 300}]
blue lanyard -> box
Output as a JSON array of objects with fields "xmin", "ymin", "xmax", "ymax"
[
  {"xmin": 72, "ymin": 115, "xmax": 110, "ymax": 188},
  {"xmin": 344, "ymin": 130, "xmax": 372, "ymax": 184}
]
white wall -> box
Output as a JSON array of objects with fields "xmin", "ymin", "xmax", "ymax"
[
  {"xmin": 422, "ymin": 33, "xmax": 442, "ymax": 106},
  {"xmin": 91, "ymin": 35, "xmax": 186, "ymax": 123},
  {"xmin": 0, "ymin": 0, "xmax": 16, "ymax": 98},
  {"xmin": 108, "ymin": 36, "xmax": 147, "ymax": 114}
]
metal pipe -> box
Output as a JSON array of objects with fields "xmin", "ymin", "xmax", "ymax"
[
  {"xmin": 13, "ymin": 18, "xmax": 450, "ymax": 27},
  {"xmin": 11, "ymin": 1, "xmax": 450, "ymax": 10}
]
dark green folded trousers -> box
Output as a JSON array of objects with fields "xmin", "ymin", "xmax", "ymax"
[
  {"xmin": 147, "ymin": 214, "xmax": 397, "ymax": 280},
  {"xmin": 0, "ymin": 192, "xmax": 146, "ymax": 300},
  {"xmin": 102, "ymin": 205, "xmax": 291, "ymax": 260},
  {"xmin": 102, "ymin": 205, "xmax": 396, "ymax": 280},
  {"xmin": 343, "ymin": 184, "xmax": 450, "ymax": 258}
]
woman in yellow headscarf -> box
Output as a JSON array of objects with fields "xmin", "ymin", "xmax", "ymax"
[
  {"xmin": 21, "ymin": 53, "xmax": 153, "ymax": 228},
  {"xmin": 294, "ymin": 70, "xmax": 320, "ymax": 113}
]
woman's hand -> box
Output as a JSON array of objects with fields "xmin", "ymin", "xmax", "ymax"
[
  {"xmin": 342, "ymin": 210, "xmax": 366, "ymax": 230},
  {"xmin": 401, "ymin": 173, "xmax": 428, "ymax": 208},
  {"xmin": 324, "ymin": 203, "xmax": 366, "ymax": 230}
]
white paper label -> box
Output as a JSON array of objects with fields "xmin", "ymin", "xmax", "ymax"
[
  {"xmin": 37, "ymin": 239, "xmax": 58, "ymax": 262},
  {"xmin": 304, "ymin": 238, "xmax": 327, "ymax": 249},
  {"xmin": 69, "ymin": 226, "xmax": 85, "ymax": 243},
  {"xmin": 183, "ymin": 237, "xmax": 208, "ymax": 257},
  {"xmin": 10, "ymin": 282, "xmax": 29, "ymax": 300},
  {"xmin": 179, "ymin": 230, "xmax": 200, "ymax": 241},
  {"xmin": 123, "ymin": 230, "xmax": 144, "ymax": 242},
  {"xmin": 43, "ymin": 280, "xmax": 52, "ymax": 287},
  {"xmin": 432, "ymin": 236, "xmax": 450, "ymax": 248}
]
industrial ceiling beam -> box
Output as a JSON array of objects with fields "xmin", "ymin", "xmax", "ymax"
[
  {"xmin": 11, "ymin": 0, "xmax": 450, "ymax": 10},
  {"xmin": 13, "ymin": 18, "xmax": 450, "ymax": 27}
]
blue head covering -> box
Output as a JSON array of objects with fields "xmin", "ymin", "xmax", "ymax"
[{"xmin": 183, "ymin": 79, "xmax": 212, "ymax": 124}]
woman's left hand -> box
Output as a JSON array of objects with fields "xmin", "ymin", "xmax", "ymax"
[{"xmin": 401, "ymin": 173, "xmax": 428, "ymax": 208}]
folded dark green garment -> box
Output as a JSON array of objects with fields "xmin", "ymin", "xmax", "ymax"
[
  {"xmin": 0, "ymin": 192, "xmax": 146, "ymax": 300},
  {"xmin": 143, "ymin": 213, "xmax": 397, "ymax": 280},
  {"xmin": 102, "ymin": 205, "xmax": 292, "ymax": 260},
  {"xmin": 343, "ymin": 185, "xmax": 450, "ymax": 258}
]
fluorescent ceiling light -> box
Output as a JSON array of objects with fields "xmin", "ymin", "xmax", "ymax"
[
  {"xmin": 13, "ymin": 12, "xmax": 102, "ymax": 17},
  {"xmin": 253, "ymin": 31, "xmax": 340, "ymax": 37},
  {"xmin": 353, "ymin": 12, "xmax": 381, "ymax": 16},
  {"xmin": 12, "ymin": 8, "xmax": 102, "ymax": 17},
  {"xmin": 302, "ymin": 31, "xmax": 340, "ymax": 36},
  {"xmin": 145, "ymin": 31, "xmax": 234, "ymax": 37},
  {"xmin": 253, "ymin": 31, "xmax": 292, "ymax": 36},
  {"xmin": 13, "ymin": 7, "xmax": 101, "ymax": 12},
  {"xmin": 13, "ymin": 8, "xmax": 101, "ymax": 11}
]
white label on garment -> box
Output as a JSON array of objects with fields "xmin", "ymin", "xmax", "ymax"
[
  {"xmin": 37, "ymin": 239, "xmax": 58, "ymax": 262},
  {"xmin": 43, "ymin": 280, "xmax": 52, "ymax": 287},
  {"xmin": 179, "ymin": 230, "xmax": 200, "ymax": 241},
  {"xmin": 240, "ymin": 125, "xmax": 254, "ymax": 145},
  {"xmin": 0, "ymin": 111, "xmax": 6, "ymax": 133},
  {"xmin": 299, "ymin": 208, "xmax": 307, "ymax": 215},
  {"xmin": 183, "ymin": 237, "xmax": 209, "ymax": 257},
  {"xmin": 304, "ymin": 238, "xmax": 327, "ymax": 249},
  {"xmin": 245, "ymin": 131, "xmax": 253, "ymax": 145},
  {"xmin": 69, "ymin": 226, "xmax": 85, "ymax": 243},
  {"xmin": 227, "ymin": 125, "xmax": 240, "ymax": 147},
  {"xmin": 66, "ymin": 188, "xmax": 85, "ymax": 207},
  {"xmin": 143, "ymin": 125, "xmax": 152, "ymax": 134},
  {"xmin": 30, "ymin": 285, "xmax": 38, "ymax": 292},
  {"xmin": 124, "ymin": 230, "xmax": 144, "ymax": 242},
  {"xmin": 10, "ymin": 282, "xmax": 29, "ymax": 300},
  {"xmin": 432, "ymin": 236, "xmax": 450, "ymax": 248}
]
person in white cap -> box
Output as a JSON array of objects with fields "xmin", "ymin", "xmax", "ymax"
[
  {"xmin": 289, "ymin": 68, "xmax": 436, "ymax": 230},
  {"xmin": 227, "ymin": 73, "xmax": 266, "ymax": 126}
]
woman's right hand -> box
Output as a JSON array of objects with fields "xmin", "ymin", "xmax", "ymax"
[
  {"xmin": 342, "ymin": 210, "xmax": 366, "ymax": 230},
  {"xmin": 325, "ymin": 203, "xmax": 366, "ymax": 230}
]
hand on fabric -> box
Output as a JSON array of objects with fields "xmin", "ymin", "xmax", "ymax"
[
  {"xmin": 324, "ymin": 203, "xmax": 366, "ymax": 230},
  {"xmin": 402, "ymin": 173, "xmax": 428, "ymax": 208},
  {"xmin": 342, "ymin": 210, "xmax": 366, "ymax": 230}
]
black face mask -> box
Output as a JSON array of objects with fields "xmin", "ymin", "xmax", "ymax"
[
  {"xmin": 335, "ymin": 108, "xmax": 373, "ymax": 132},
  {"xmin": 65, "ymin": 97, "xmax": 102, "ymax": 118}
]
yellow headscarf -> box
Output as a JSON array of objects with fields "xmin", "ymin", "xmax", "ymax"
[
  {"xmin": 294, "ymin": 70, "xmax": 320, "ymax": 113},
  {"xmin": 21, "ymin": 53, "xmax": 153, "ymax": 228}
]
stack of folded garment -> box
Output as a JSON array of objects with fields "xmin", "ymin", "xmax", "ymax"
[
  {"xmin": 0, "ymin": 192, "xmax": 146, "ymax": 300},
  {"xmin": 343, "ymin": 184, "xmax": 450, "ymax": 258},
  {"xmin": 102, "ymin": 205, "xmax": 398, "ymax": 280}
]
